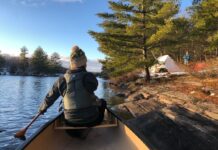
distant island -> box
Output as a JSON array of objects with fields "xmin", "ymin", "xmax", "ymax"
[
  {"xmin": 0, "ymin": 46, "xmax": 66, "ymax": 76},
  {"xmin": 0, "ymin": 46, "xmax": 107, "ymax": 78}
]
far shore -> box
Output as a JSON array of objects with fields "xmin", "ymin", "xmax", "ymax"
[{"xmin": 0, "ymin": 72, "xmax": 104, "ymax": 78}]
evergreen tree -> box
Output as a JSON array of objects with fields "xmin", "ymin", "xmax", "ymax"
[
  {"xmin": 19, "ymin": 46, "xmax": 29, "ymax": 73},
  {"xmin": 99, "ymin": 58, "xmax": 112, "ymax": 79},
  {"xmin": 31, "ymin": 47, "xmax": 49, "ymax": 74},
  {"xmin": 192, "ymin": 0, "xmax": 202, "ymax": 5},
  {"xmin": 189, "ymin": 0, "xmax": 218, "ymax": 56},
  {"xmin": 49, "ymin": 52, "xmax": 62, "ymax": 74},
  {"xmin": 0, "ymin": 51, "xmax": 5, "ymax": 69},
  {"xmin": 9, "ymin": 64, "xmax": 18, "ymax": 74},
  {"xmin": 161, "ymin": 17, "xmax": 192, "ymax": 61},
  {"xmin": 89, "ymin": 0, "xmax": 179, "ymax": 81}
]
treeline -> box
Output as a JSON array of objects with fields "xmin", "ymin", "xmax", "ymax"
[
  {"xmin": 0, "ymin": 47, "xmax": 66, "ymax": 76},
  {"xmin": 89, "ymin": 0, "xmax": 218, "ymax": 80}
]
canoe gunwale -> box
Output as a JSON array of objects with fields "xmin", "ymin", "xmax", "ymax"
[
  {"xmin": 108, "ymin": 108, "xmax": 155, "ymax": 150},
  {"xmin": 16, "ymin": 112, "xmax": 63, "ymax": 150},
  {"xmin": 16, "ymin": 108, "xmax": 151, "ymax": 150}
]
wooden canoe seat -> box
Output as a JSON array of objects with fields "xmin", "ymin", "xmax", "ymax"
[{"xmin": 54, "ymin": 111, "xmax": 118, "ymax": 130}]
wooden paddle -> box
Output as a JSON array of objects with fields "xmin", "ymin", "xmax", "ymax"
[{"xmin": 14, "ymin": 112, "xmax": 42, "ymax": 140}]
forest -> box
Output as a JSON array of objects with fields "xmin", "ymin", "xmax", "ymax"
[
  {"xmin": 89, "ymin": 0, "xmax": 218, "ymax": 80},
  {"xmin": 0, "ymin": 47, "xmax": 64, "ymax": 76}
]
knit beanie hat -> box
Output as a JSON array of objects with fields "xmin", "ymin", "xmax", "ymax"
[{"xmin": 70, "ymin": 45, "xmax": 87, "ymax": 69}]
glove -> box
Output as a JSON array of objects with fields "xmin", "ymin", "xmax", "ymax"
[
  {"xmin": 39, "ymin": 108, "xmax": 46, "ymax": 115},
  {"xmin": 39, "ymin": 104, "xmax": 47, "ymax": 115},
  {"xmin": 96, "ymin": 98, "xmax": 107, "ymax": 107}
]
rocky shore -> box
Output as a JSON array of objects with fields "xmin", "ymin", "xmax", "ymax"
[{"xmin": 109, "ymin": 74, "xmax": 218, "ymax": 150}]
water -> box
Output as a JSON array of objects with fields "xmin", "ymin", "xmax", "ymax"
[{"xmin": 0, "ymin": 76, "xmax": 112, "ymax": 150}]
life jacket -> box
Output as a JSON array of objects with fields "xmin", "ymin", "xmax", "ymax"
[{"xmin": 63, "ymin": 71, "xmax": 97, "ymax": 110}]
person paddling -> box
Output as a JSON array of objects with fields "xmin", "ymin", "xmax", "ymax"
[{"xmin": 39, "ymin": 45, "xmax": 106, "ymax": 127}]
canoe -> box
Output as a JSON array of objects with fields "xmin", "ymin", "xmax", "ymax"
[{"xmin": 17, "ymin": 109, "xmax": 149, "ymax": 150}]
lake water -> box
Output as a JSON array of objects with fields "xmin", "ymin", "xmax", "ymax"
[{"xmin": 0, "ymin": 76, "xmax": 113, "ymax": 150}]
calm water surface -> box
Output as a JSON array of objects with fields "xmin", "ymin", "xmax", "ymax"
[{"xmin": 0, "ymin": 76, "xmax": 113, "ymax": 150}]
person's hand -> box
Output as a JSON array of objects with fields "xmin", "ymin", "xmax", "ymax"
[
  {"xmin": 96, "ymin": 98, "xmax": 107, "ymax": 107},
  {"xmin": 39, "ymin": 109, "xmax": 46, "ymax": 115}
]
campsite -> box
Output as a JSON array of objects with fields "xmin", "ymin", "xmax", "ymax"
[
  {"xmin": 107, "ymin": 57, "xmax": 218, "ymax": 150},
  {"xmin": 145, "ymin": 55, "xmax": 186, "ymax": 77}
]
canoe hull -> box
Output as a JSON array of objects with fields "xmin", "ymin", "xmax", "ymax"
[{"xmin": 17, "ymin": 112, "xmax": 149, "ymax": 150}]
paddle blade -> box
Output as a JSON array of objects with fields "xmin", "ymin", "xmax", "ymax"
[{"xmin": 14, "ymin": 128, "xmax": 27, "ymax": 140}]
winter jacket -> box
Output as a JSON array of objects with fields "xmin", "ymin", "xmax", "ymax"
[{"xmin": 39, "ymin": 67, "xmax": 99, "ymax": 124}]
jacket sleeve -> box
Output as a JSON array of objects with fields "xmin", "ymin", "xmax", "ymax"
[
  {"xmin": 84, "ymin": 73, "xmax": 98, "ymax": 94},
  {"xmin": 39, "ymin": 76, "xmax": 66, "ymax": 113}
]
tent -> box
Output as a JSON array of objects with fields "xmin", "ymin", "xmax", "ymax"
[{"xmin": 150, "ymin": 55, "xmax": 183, "ymax": 74}]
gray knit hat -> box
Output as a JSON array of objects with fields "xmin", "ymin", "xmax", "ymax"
[{"xmin": 70, "ymin": 45, "xmax": 87, "ymax": 69}]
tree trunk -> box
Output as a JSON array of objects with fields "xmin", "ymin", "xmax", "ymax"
[
  {"xmin": 145, "ymin": 66, "xmax": 151, "ymax": 81},
  {"xmin": 204, "ymin": 51, "xmax": 207, "ymax": 61},
  {"xmin": 194, "ymin": 49, "xmax": 196, "ymax": 61},
  {"xmin": 142, "ymin": 0, "xmax": 151, "ymax": 82},
  {"xmin": 200, "ymin": 48, "xmax": 203, "ymax": 61}
]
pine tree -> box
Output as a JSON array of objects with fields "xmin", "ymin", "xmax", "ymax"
[
  {"xmin": 89, "ymin": 0, "xmax": 179, "ymax": 81},
  {"xmin": 19, "ymin": 46, "xmax": 29, "ymax": 73},
  {"xmin": 192, "ymin": 0, "xmax": 202, "ymax": 5},
  {"xmin": 189, "ymin": 0, "xmax": 218, "ymax": 57},
  {"xmin": 160, "ymin": 17, "xmax": 192, "ymax": 61},
  {"xmin": 0, "ymin": 50, "xmax": 5, "ymax": 69},
  {"xmin": 31, "ymin": 47, "xmax": 49, "ymax": 74},
  {"xmin": 49, "ymin": 52, "xmax": 62, "ymax": 74}
]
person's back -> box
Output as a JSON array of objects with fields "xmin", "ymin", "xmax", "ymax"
[
  {"xmin": 63, "ymin": 69, "xmax": 100, "ymax": 126},
  {"xmin": 39, "ymin": 46, "xmax": 106, "ymax": 127}
]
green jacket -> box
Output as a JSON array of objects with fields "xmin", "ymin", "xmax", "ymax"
[
  {"xmin": 63, "ymin": 71, "xmax": 99, "ymax": 124},
  {"xmin": 39, "ymin": 67, "xmax": 99, "ymax": 125}
]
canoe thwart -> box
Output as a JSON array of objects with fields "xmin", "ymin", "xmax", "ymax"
[{"xmin": 54, "ymin": 110, "xmax": 118, "ymax": 130}]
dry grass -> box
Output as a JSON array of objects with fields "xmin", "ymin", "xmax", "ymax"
[
  {"xmin": 150, "ymin": 56, "xmax": 218, "ymax": 105},
  {"xmin": 169, "ymin": 76, "xmax": 218, "ymax": 104},
  {"xmin": 202, "ymin": 79, "xmax": 218, "ymax": 89},
  {"xmin": 110, "ymin": 57, "xmax": 218, "ymax": 104}
]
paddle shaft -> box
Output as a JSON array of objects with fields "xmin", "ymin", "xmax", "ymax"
[
  {"xmin": 24, "ymin": 112, "xmax": 41, "ymax": 130},
  {"xmin": 14, "ymin": 112, "xmax": 42, "ymax": 139}
]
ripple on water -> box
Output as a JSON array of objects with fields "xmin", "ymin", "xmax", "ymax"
[{"xmin": 0, "ymin": 76, "xmax": 112, "ymax": 150}]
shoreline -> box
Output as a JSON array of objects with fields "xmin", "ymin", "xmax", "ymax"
[
  {"xmin": 0, "ymin": 74, "xmax": 61, "ymax": 77},
  {"xmin": 0, "ymin": 72, "xmax": 104, "ymax": 78},
  {"xmin": 107, "ymin": 72, "xmax": 218, "ymax": 150}
]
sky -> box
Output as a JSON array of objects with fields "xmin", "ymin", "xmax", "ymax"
[{"xmin": 0, "ymin": 0, "xmax": 192, "ymax": 60}]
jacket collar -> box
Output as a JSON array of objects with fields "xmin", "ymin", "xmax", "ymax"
[{"xmin": 66, "ymin": 66, "xmax": 87, "ymax": 74}]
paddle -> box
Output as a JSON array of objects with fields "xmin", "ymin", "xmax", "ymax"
[{"xmin": 14, "ymin": 112, "xmax": 42, "ymax": 140}]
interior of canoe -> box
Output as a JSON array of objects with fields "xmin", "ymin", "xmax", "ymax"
[
  {"xmin": 23, "ymin": 112, "xmax": 149, "ymax": 150},
  {"xmin": 54, "ymin": 110, "xmax": 118, "ymax": 130}
]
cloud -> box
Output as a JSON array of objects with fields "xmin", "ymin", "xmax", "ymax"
[
  {"xmin": 12, "ymin": 0, "xmax": 45, "ymax": 6},
  {"xmin": 60, "ymin": 57, "xmax": 102, "ymax": 72}
]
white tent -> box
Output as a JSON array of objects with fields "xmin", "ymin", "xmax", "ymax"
[{"xmin": 150, "ymin": 55, "xmax": 182, "ymax": 74}]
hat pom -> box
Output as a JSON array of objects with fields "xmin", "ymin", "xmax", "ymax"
[{"xmin": 71, "ymin": 45, "xmax": 80, "ymax": 52}]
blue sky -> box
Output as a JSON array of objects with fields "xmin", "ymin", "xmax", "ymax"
[{"xmin": 0, "ymin": 0, "xmax": 192, "ymax": 60}]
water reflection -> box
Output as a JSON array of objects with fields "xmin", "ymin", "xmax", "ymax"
[
  {"xmin": 0, "ymin": 76, "xmax": 111, "ymax": 150},
  {"xmin": 95, "ymin": 78, "xmax": 114, "ymax": 99}
]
